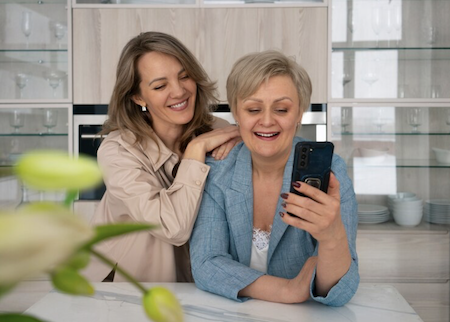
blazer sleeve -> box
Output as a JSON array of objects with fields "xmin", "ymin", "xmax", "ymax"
[
  {"xmin": 98, "ymin": 140, "xmax": 209, "ymax": 246},
  {"xmin": 190, "ymin": 188, "xmax": 264, "ymax": 301},
  {"xmin": 309, "ymin": 155, "xmax": 360, "ymax": 306}
]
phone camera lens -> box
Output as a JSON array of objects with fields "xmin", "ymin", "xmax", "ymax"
[
  {"xmin": 302, "ymin": 147, "xmax": 307, "ymax": 152},
  {"xmin": 300, "ymin": 161, "xmax": 305, "ymax": 166},
  {"xmin": 301, "ymin": 154, "xmax": 306, "ymax": 159}
]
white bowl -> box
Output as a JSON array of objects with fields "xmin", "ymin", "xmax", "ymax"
[
  {"xmin": 393, "ymin": 207, "xmax": 423, "ymax": 227},
  {"xmin": 432, "ymin": 147, "xmax": 450, "ymax": 165},
  {"xmin": 359, "ymin": 147, "xmax": 389, "ymax": 158},
  {"xmin": 388, "ymin": 192, "xmax": 416, "ymax": 200}
]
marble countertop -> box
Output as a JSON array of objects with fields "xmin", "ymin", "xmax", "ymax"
[{"xmin": 0, "ymin": 282, "xmax": 423, "ymax": 322}]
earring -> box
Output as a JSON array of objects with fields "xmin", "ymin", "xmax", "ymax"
[
  {"xmin": 141, "ymin": 105, "xmax": 147, "ymax": 112},
  {"xmin": 235, "ymin": 121, "xmax": 239, "ymax": 127}
]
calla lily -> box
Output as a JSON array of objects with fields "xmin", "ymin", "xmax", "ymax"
[
  {"xmin": 143, "ymin": 287, "xmax": 184, "ymax": 322},
  {"xmin": 0, "ymin": 205, "xmax": 94, "ymax": 287},
  {"xmin": 14, "ymin": 150, "xmax": 102, "ymax": 191}
]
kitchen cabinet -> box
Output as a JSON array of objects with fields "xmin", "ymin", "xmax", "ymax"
[
  {"xmin": 0, "ymin": 0, "xmax": 71, "ymax": 102},
  {"xmin": 72, "ymin": 7, "xmax": 327, "ymax": 104},
  {"xmin": 330, "ymin": 0, "xmax": 450, "ymax": 100},
  {"xmin": 72, "ymin": 0, "xmax": 325, "ymax": 6},
  {"xmin": 0, "ymin": 104, "xmax": 73, "ymax": 207},
  {"xmin": 329, "ymin": 1, "xmax": 450, "ymax": 321}
]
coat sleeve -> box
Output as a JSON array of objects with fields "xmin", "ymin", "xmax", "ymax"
[
  {"xmin": 309, "ymin": 155, "xmax": 360, "ymax": 306},
  {"xmin": 98, "ymin": 140, "xmax": 209, "ymax": 246},
  {"xmin": 190, "ymin": 188, "xmax": 264, "ymax": 301}
]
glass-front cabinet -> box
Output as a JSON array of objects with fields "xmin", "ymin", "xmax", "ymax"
[
  {"xmin": 0, "ymin": 105, "xmax": 72, "ymax": 207},
  {"xmin": 72, "ymin": 0, "xmax": 325, "ymax": 6},
  {"xmin": 331, "ymin": 0, "xmax": 450, "ymax": 100},
  {"xmin": 0, "ymin": 0, "xmax": 70, "ymax": 102}
]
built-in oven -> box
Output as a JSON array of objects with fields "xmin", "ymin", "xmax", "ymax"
[
  {"xmin": 73, "ymin": 103, "xmax": 327, "ymax": 200},
  {"xmin": 74, "ymin": 105, "xmax": 108, "ymax": 200}
]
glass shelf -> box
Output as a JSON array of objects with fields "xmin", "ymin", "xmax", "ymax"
[
  {"xmin": 335, "ymin": 132, "xmax": 450, "ymax": 136},
  {"xmin": 348, "ymin": 158, "xmax": 450, "ymax": 169},
  {"xmin": 0, "ymin": 133, "xmax": 68, "ymax": 137},
  {"xmin": 0, "ymin": 0, "xmax": 66, "ymax": 3}
]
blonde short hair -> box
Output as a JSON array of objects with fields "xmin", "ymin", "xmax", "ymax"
[{"xmin": 226, "ymin": 50, "xmax": 312, "ymax": 116}]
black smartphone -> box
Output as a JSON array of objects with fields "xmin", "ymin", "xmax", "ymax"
[{"xmin": 290, "ymin": 141, "xmax": 334, "ymax": 197}]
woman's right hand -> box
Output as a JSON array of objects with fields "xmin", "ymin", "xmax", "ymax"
[{"xmin": 183, "ymin": 126, "xmax": 240, "ymax": 163}]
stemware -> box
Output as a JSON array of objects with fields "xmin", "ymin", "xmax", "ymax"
[
  {"xmin": 21, "ymin": 11, "xmax": 32, "ymax": 49},
  {"xmin": 44, "ymin": 71, "xmax": 65, "ymax": 98},
  {"xmin": 407, "ymin": 108, "xmax": 422, "ymax": 133},
  {"xmin": 362, "ymin": 70, "xmax": 379, "ymax": 98},
  {"xmin": 347, "ymin": 8, "xmax": 357, "ymax": 46},
  {"xmin": 371, "ymin": 7, "xmax": 382, "ymax": 47},
  {"xmin": 15, "ymin": 73, "xmax": 28, "ymax": 99},
  {"xmin": 43, "ymin": 109, "xmax": 58, "ymax": 133},
  {"xmin": 446, "ymin": 109, "xmax": 450, "ymax": 132},
  {"xmin": 393, "ymin": 4, "xmax": 402, "ymax": 46},
  {"xmin": 374, "ymin": 109, "xmax": 387, "ymax": 133},
  {"xmin": 341, "ymin": 107, "xmax": 351, "ymax": 133},
  {"xmin": 385, "ymin": 6, "xmax": 393, "ymax": 47},
  {"xmin": 9, "ymin": 110, "xmax": 25, "ymax": 134},
  {"xmin": 54, "ymin": 23, "xmax": 66, "ymax": 49}
]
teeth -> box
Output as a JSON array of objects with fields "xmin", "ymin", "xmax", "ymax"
[
  {"xmin": 256, "ymin": 133, "xmax": 278, "ymax": 137},
  {"xmin": 170, "ymin": 101, "xmax": 186, "ymax": 108}
]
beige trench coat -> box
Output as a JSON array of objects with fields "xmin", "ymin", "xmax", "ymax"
[{"xmin": 83, "ymin": 118, "xmax": 228, "ymax": 282}]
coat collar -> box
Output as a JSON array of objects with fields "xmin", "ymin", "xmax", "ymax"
[{"xmin": 116, "ymin": 129, "xmax": 177, "ymax": 172}]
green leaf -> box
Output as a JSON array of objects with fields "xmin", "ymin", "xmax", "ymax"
[
  {"xmin": 14, "ymin": 150, "xmax": 102, "ymax": 191},
  {"xmin": 0, "ymin": 313, "xmax": 49, "ymax": 322},
  {"xmin": 51, "ymin": 267, "xmax": 94, "ymax": 296},
  {"xmin": 83, "ymin": 223, "xmax": 157, "ymax": 249}
]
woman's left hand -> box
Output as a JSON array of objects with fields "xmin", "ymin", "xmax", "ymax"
[{"xmin": 280, "ymin": 172, "xmax": 347, "ymax": 246}]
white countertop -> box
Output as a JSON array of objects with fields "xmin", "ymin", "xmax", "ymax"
[{"xmin": 0, "ymin": 282, "xmax": 423, "ymax": 322}]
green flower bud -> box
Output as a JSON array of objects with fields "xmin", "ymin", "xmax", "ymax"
[
  {"xmin": 143, "ymin": 287, "xmax": 184, "ymax": 322},
  {"xmin": 14, "ymin": 150, "xmax": 102, "ymax": 191}
]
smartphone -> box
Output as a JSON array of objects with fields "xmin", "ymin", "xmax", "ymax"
[{"xmin": 290, "ymin": 141, "xmax": 334, "ymax": 197}]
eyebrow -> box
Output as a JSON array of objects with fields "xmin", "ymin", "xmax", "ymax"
[
  {"xmin": 243, "ymin": 96, "xmax": 293, "ymax": 103},
  {"xmin": 148, "ymin": 68, "xmax": 186, "ymax": 86}
]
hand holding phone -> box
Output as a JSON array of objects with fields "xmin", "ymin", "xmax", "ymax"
[{"xmin": 290, "ymin": 141, "xmax": 334, "ymax": 197}]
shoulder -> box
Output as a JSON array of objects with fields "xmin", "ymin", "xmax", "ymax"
[
  {"xmin": 204, "ymin": 141, "xmax": 246, "ymax": 187},
  {"xmin": 211, "ymin": 115, "xmax": 232, "ymax": 129}
]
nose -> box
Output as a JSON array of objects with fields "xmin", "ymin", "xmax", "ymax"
[
  {"xmin": 170, "ymin": 81, "xmax": 186, "ymax": 98},
  {"xmin": 259, "ymin": 109, "xmax": 275, "ymax": 126}
]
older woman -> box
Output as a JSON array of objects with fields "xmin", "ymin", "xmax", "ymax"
[
  {"xmin": 83, "ymin": 32, "xmax": 240, "ymax": 283},
  {"xmin": 190, "ymin": 50, "xmax": 359, "ymax": 306}
]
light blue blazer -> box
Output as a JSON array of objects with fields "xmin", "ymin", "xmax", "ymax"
[{"xmin": 190, "ymin": 137, "xmax": 359, "ymax": 307}]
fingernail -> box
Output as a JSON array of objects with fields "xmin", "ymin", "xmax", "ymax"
[
  {"xmin": 281, "ymin": 202, "xmax": 287, "ymax": 208},
  {"xmin": 292, "ymin": 181, "xmax": 301, "ymax": 188},
  {"xmin": 280, "ymin": 193, "xmax": 289, "ymax": 200},
  {"xmin": 279, "ymin": 211, "xmax": 284, "ymax": 218}
]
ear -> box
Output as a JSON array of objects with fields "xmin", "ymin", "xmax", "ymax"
[{"xmin": 131, "ymin": 95, "xmax": 145, "ymax": 107}]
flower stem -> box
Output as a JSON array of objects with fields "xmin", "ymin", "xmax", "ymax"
[
  {"xmin": 64, "ymin": 190, "xmax": 78, "ymax": 208},
  {"xmin": 90, "ymin": 249, "xmax": 147, "ymax": 294}
]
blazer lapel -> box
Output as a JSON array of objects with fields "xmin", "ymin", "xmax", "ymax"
[
  {"xmin": 267, "ymin": 144, "xmax": 296, "ymax": 264},
  {"xmin": 226, "ymin": 147, "xmax": 254, "ymax": 266}
]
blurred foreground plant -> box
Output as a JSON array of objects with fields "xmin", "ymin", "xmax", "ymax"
[{"xmin": 0, "ymin": 150, "xmax": 183, "ymax": 322}]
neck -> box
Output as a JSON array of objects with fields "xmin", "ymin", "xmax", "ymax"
[
  {"xmin": 152, "ymin": 123, "xmax": 184, "ymax": 156},
  {"xmin": 251, "ymin": 153, "xmax": 289, "ymax": 181}
]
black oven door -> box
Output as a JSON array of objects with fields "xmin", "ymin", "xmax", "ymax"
[{"xmin": 78, "ymin": 124, "xmax": 106, "ymax": 200}]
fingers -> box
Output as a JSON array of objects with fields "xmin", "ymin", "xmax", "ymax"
[{"xmin": 327, "ymin": 172, "xmax": 341, "ymax": 200}]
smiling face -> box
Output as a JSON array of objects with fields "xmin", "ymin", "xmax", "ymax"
[
  {"xmin": 234, "ymin": 75, "xmax": 303, "ymax": 164},
  {"xmin": 132, "ymin": 51, "xmax": 197, "ymax": 136}
]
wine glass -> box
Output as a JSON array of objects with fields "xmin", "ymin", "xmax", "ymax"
[
  {"xmin": 371, "ymin": 7, "xmax": 382, "ymax": 47},
  {"xmin": 393, "ymin": 4, "xmax": 402, "ymax": 46},
  {"xmin": 374, "ymin": 109, "xmax": 387, "ymax": 133},
  {"xmin": 407, "ymin": 108, "xmax": 422, "ymax": 133},
  {"xmin": 44, "ymin": 71, "xmax": 64, "ymax": 98},
  {"xmin": 9, "ymin": 110, "xmax": 25, "ymax": 133},
  {"xmin": 43, "ymin": 109, "xmax": 58, "ymax": 133},
  {"xmin": 341, "ymin": 107, "xmax": 351, "ymax": 133},
  {"xmin": 446, "ymin": 109, "xmax": 450, "ymax": 132},
  {"xmin": 21, "ymin": 11, "xmax": 32, "ymax": 49},
  {"xmin": 15, "ymin": 73, "xmax": 28, "ymax": 99},
  {"xmin": 54, "ymin": 23, "xmax": 65, "ymax": 49},
  {"xmin": 362, "ymin": 69, "xmax": 379, "ymax": 98},
  {"xmin": 386, "ymin": 6, "xmax": 393, "ymax": 48},
  {"xmin": 347, "ymin": 8, "xmax": 357, "ymax": 46}
]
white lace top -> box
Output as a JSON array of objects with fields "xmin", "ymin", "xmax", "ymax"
[{"xmin": 250, "ymin": 227, "xmax": 271, "ymax": 273}]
